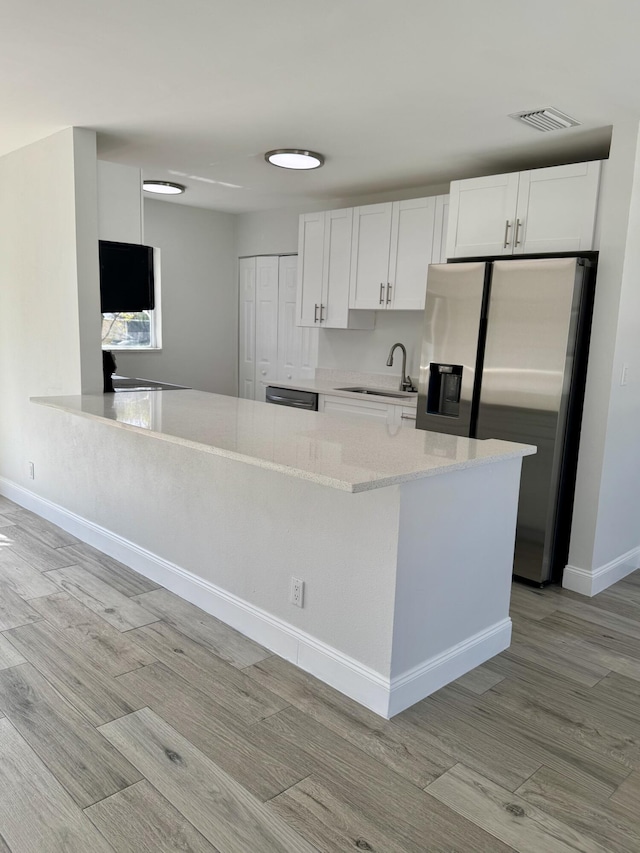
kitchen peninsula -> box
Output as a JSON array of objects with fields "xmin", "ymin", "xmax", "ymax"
[{"xmin": 32, "ymin": 390, "xmax": 535, "ymax": 717}]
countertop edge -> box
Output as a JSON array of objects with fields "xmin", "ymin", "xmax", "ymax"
[{"xmin": 31, "ymin": 395, "xmax": 536, "ymax": 493}]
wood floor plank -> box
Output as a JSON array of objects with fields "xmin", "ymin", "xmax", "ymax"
[
  {"xmin": 454, "ymin": 663, "xmax": 505, "ymax": 695},
  {"xmin": 0, "ymin": 632, "xmax": 25, "ymax": 669},
  {"xmin": 0, "ymin": 515, "xmax": 16, "ymax": 528},
  {"xmin": 0, "ymin": 496, "xmax": 19, "ymax": 514},
  {"xmin": 610, "ymin": 769, "xmax": 640, "ymax": 814},
  {"xmin": 423, "ymin": 685, "xmax": 626, "ymax": 798},
  {"xmin": 85, "ymin": 780, "xmax": 219, "ymax": 853},
  {"xmin": 0, "ymin": 582, "xmax": 42, "ymax": 631},
  {"xmin": 509, "ymin": 582, "xmax": 560, "ymax": 622},
  {"xmin": 0, "ymin": 717, "xmax": 114, "ymax": 853},
  {"xmin": 0, "ymin": 550, "xmax": 60, "ymax": 598},
  {"xmin": 129, "ymin": 621, "xmax": 288, "ymax": 724},
  {"xmin": 516, "ymin": 765, "xmax": 640, "ymax": 853},
  {"xmin": 99, "ymin": 707, "xmax": 319, "ymax": 853},
  {"xmin": 427, "ymin": 763, "xmax": 609, "ymax": 853},
  {"xmin": 258, "ymin": 706, "xmax": 513, "ymax": 853},
  {"xmin": 509, "ymin": 615, "xmax": 612, "ymax": 687},
  {"xmin": 2, "ymin": 508, "xmax": 79, "ymax": 548},
  {"xmin": 0, "ymin": 663, "xmax": 142, "ymax": 808},
  {"xmin": 246, "ymin": 654, "xmax": 456, "ymax": 787},
  {"xmin": 46, "ymin": 564, "xmax": 158, "ymax": 631},
  {"xmin": 268, "ymin": 775, "xmax": 412, "ymax": 853},
  {"xmin": 116, "ymin": 661, "xmax": 306, "ymax": 800},
  {"xmin": 29, "ymin": 592, "xmax": 155, "ymax": 676},
  {"xmin": 133, "ymin": 588, "xmax": 270, "ymax": 668},
  {"xmin": 0, "ymin": 524, "xmax": 77, "ymax": 571},
  {"xmin": 554, "ymin": 594, "xmax": 640, "ymax": 642},
  {"xmin": 56, "ymin": 542, "xmax": 160, "ymax": 596},
  {"xmin": 6, "ymin": 619, "xmax": 143, "ymax": 726}
]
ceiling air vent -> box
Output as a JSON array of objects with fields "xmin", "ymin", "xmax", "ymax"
[{"xmin": 510, "ymin": 107, "xmax": 581, "ymax": 132}]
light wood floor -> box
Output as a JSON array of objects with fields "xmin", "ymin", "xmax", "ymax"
[{"xmin": 0, "ymin": 495, "xmax": 639, "ymax": 852}]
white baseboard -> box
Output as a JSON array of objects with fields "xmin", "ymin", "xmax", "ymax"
[
  {"xmin": 563, "ymin": 546, "xmax": 640, "ymax": 597},
  {"xmin": 0, "ymin": 477, "xmax": 509, "ymax": 718}
]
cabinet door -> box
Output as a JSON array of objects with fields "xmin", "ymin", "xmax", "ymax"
[
  {"xmin": 322, "ymin": 208, "xmax": 353, "ymax": 327},
  {"xmin": 349, "ymin": 203, "xmax": 393, "ymax": 309},
  {"xmin": 395, "ymin": 405, "xmax": 418, "ymax": 427},
  {"xmin": 388, "ymin": 198, "xmax": 436, "ymax": 310},
  {"xmin": 277, "ymin": 256, "xmax": 319, "ymax": 382},
  {"xmin": 237, "ymin": 257, "xmax": 256, "ymax": 399},
  {"xmin": 433, "ymin": 195, "xmax": 450, "ymax": 264},
  {"xmin": 318, "ymin": 394, "xmax": 393, "ymax": 423},
  {"xmin": 254, "ymin": 256, "xmax": 279, "ymax": 401},
  {"xmin": 514, "ymin": 161, "xmax": 601, "ymax": 254},
  {"xmin": 446, "ymin": 173, "xmax": 520, "ymax": 258},
  {"xmin": 297, "ymin": 212, "xmax": 324, "ymax": 327}
]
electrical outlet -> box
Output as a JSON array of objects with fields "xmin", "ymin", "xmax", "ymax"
[
  {"xmin": 27, "ymin": 461, "xmax": 35, "ymax": 480},
  {"xmin": 621, "ymin": 363, "xmax": 629, "ymax": 386},
  {"xmin": 290, "ymin": 577, "xmax": 304, "ymax": 608}
]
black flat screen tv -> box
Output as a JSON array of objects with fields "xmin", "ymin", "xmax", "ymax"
[{"xmin": 99, "ymin": 240, "xmax": 155, "ymax": 313}]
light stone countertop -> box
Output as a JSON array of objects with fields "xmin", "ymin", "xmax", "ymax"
[{"xmin": 32, "ymin": 390, "xmax": 536, "ymax": 493}]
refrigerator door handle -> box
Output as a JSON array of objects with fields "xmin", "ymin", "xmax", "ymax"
[{"xmin": 503, "ymin": 219, "xmax": 511, "ymax": 249}]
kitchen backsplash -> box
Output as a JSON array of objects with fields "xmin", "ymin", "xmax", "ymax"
[{"xmin": 317, "ymin": 310, "xmax": 424, "ymax": 378}]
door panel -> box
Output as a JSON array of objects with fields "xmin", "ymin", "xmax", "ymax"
[
  {"xmin": 416, "ymin": 263, "xmax": 487, "ymax": 436},
  {"xmin": 297, "ymin": 213, "xmax": 324, "ymax": 326},
  {"xmin": 254, "ymin": 256, "xmax": 279, "ymax": 401},
  {"xmin": 237, "ymin": 257, "xmax": 256, "ymax": 399},
  {"xmin": 388, "ymin": 198, "xmax": 435, "ymax": 310},
  {"xmin": 476, "ymin": 258, "xmax": 584, "ymax": 582},
  {"xmin": 349, "ymin": 203, "xmax": 393, "ymax": 309},
  {"xmin": 323, "ymin": 208, "xmax": 353, "ymax": 327},
  {"xmin": 447, "ymin": 173, "xmax": 519, "ymax": 258}
]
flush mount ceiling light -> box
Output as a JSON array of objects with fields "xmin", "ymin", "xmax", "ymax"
[
  {"xmin": 265, "ymin": 149, "xmax": 325, "ymax": 170},
  {"xmin": 143, "ymin": 181, "xmax": 186, "ymax": 195},
  {"xmin": 510, "ymin": 107, "xmax": 581, "ymax": 132}
]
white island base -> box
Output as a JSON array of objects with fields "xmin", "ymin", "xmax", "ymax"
[{"xmin": 23, "ymin": 391, "xmax": 535, "ymax": 718}]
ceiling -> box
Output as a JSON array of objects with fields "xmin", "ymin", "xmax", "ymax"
[{"xmin": 2, "ymin": 0, "xmax": 638, "ymax": 212}]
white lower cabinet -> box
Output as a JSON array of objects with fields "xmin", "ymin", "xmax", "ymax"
[
  {"xmin": 318, "ymin": 394, "xmax": 417, "ymax": 426},
  {"xmin": 238, "ymin": 255, "xmax": 318, "ymax": 401}
]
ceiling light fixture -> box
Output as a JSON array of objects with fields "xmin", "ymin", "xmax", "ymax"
[
  {"xmin": 143, "ymin": 181, "xmax": 186, "ymax": 195},
  {"xmin": 265, "ymin": 149, "xmax": 324, "ymax": 170}
]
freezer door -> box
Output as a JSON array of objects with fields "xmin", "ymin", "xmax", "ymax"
[
  {"xmin": 416, "ymin": 262, "xmax": 487, "ymax": 436},
  {"xmin": 476, "ymin": 258, "xmax": 585, "ymax": 583}
]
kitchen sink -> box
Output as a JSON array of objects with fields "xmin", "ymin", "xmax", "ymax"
[{"xmin": 335, "ymin": 386, "xmax": 417, "ymax": 399}]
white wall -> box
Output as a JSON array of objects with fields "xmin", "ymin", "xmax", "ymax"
[
  {"xmin": 0, "ymin": 127, "xmax": 101, "ymax": 488},
  {"xmin": 115, "ymin": 200, "xmax": 237, "ymax": 395},
  {"xmin": 567, "ymin": 120, "xmax": 640, "ymax": 590}
]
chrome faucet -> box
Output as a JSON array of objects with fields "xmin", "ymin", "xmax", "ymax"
[{"xmin": 386, "ymin": 342, "xmax": 416, "ymax": 392}]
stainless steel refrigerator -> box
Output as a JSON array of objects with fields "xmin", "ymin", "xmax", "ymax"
[{"xmin": 416, "ymin": 257, "xmax": 594, "ymax": 585}]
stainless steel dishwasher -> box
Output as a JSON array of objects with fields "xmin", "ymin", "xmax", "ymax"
[{"xmin": 265, "ymin": 386, "xmax": 318, "ymax": 411}]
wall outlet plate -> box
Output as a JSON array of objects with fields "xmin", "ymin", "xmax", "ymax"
[{"xmin": 290, "ymin": 577, "xmax": 304, "ymax": 607}]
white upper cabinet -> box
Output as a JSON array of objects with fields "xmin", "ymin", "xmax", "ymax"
[
  {"xmin": 446, "ymin": 161, "xmax": 602, "ymax": 259},
  {"xmin": 388, "ymin": 198, "xmax": 437, "ymax": 310},
  {"xmin": 446, "ymin": 173, "xmax": 520, "ymax": 258},
  {"xmin": 514, "ymin": 162, "xmax": 601, "ymax": 254},
  {"xmin": 297, "ymin": 209, "xmax": 374, "ymax": 329},
  {"xmin": 97, "ymin": 161, "xmax": 144, "ymax": 244},
  {"xmin": 350, "ymin": 197, "xmax": 443, "ymax": 311},
  {"xmin": 433, "ymin": 195, "xmax": 449, "ymax": 264}
]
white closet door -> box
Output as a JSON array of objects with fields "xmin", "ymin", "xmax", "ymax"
[
  {"xmin": 278, "ymin": 256, "xmax": 318, "ymax": 382},
  {"xmin": 254, "ymin": 256, "xmax": 279, "ymax": 401},
  {"xmin": 237, "ymin": 257, "xmax": 256, "ymax": 399}
]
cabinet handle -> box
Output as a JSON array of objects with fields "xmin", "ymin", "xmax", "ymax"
[
  {"xmin": 386, "ymin": 283, "xmax": 392, "ymax": 305},
  {"xmin": 314, "ymin": 304, "xmax": 319, "ymax": 323},
  {"xmin": 320, "ymin": 304, "xmax": 325, "ymax": 322},
  {"xmin": 401, "ymin": 413, "xmax": 416, "ymax": 420},
  {"xmin": 503, "ymin": 220, "xmax": 511, "ymax": 249},
  {"xmin": 379, "ymin": 283, "xmax": 385, "ymax": 305},
  {"xmin": 515, "ymin": 218, "xmax": 522, "ymax": 246}
]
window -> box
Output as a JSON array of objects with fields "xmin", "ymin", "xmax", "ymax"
[
  {"xmin": 101, "ymin": 310, "xmax": 158, "ymax": 349},
  {"xmin": 99, "ymin": 241, "xmax": 161, "ymax": 350}
]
